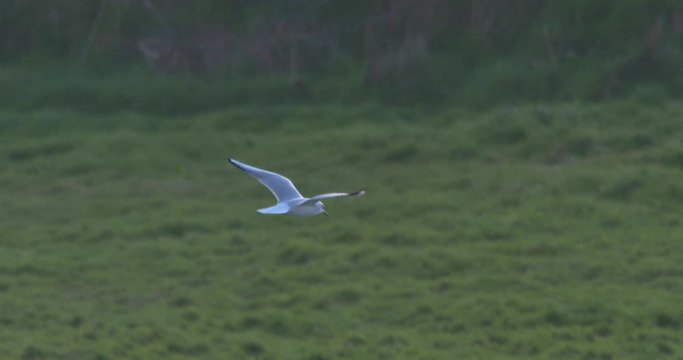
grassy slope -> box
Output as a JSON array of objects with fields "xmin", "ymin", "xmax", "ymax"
[{"xmin": 1, "ymin": 101, "xmax": 683, "ymax": 359}]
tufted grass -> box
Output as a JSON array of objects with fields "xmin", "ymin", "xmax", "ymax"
[{"xmin": 1, "ymin": 101, "xmax": 683, "ymax": 359}]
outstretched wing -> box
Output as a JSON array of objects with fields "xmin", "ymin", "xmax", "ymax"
[
  {"xmin": 229, "ymin": 158, "xmax": 304, "ymax": 202},
  {"xmin": 305, "ymin": 190, "xmax": 366, "ymax": 204}
]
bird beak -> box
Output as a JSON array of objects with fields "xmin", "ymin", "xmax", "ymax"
[{"xmin": 323, "ymin": 210, "xmax": 328, "ymax": 216}]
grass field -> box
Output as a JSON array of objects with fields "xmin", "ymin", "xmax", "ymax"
[{"xmin": 2, "ymin": 95, "xmax": 683, "ymax": 359}]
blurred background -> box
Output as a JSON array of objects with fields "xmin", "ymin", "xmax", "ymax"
[{"xmin": 2, "ymin": 0, "xmax": 683, "ymax": 108}]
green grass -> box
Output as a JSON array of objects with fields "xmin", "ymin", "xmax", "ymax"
[
  {"xmin": 2, "ymin": 54, "xmax": 679, "ymax": 117},
  {"xmin": 1, "ymin": 99, "xmax": 683, "ymax": 359}
]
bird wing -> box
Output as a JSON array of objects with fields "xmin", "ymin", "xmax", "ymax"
[
  {"xmin": 229, "ymin": 158, "xmax": 304, "ymax": 202},
  {"xmin": 304, "ymin": 190, "xmax": 366, "ymax": 204}
]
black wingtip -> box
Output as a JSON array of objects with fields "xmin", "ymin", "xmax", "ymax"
[
  {"xmin": 349, "ymin": 190, "xmax": 366, "ymax": 196},
  {"xmin": 228, "ymin": 158, "xmax": 245, "ymax": 171}
]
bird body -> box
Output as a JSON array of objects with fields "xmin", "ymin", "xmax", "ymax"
[{"xmin": 228, "ymin": 158, "xmax": 365, "ymax": 217}]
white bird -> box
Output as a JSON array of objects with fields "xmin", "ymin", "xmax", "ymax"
[{"xmin": 228, "ymin": 158, "xmax": 365, "ymax": 217}]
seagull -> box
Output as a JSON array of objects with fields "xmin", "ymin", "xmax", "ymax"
[{"xmin": 228, "ymin": 158, "xmax": 365, "ymax": 217}]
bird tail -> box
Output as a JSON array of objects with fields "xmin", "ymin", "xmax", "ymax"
[{"xmin": 257, "ymin": 203, "xmax": 291, "ymax": 215}]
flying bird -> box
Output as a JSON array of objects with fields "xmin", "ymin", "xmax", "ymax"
[{"xmin": 228, "ymin": 158, "xmax": 365, "ymax": 217}]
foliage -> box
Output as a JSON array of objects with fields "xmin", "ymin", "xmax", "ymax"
[{"xmin": 2, "ymin": 1, "xmax": 683, "ymax": 104}]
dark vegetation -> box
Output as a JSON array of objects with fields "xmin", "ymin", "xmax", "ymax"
[{"xmin": 3, "ymin": 0, "xmax": 683, "ymax": 106}]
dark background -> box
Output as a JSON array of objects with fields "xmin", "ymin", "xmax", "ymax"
[{"xmin": 3, "ymin": 0, "xmax": 682, "ymax": 107}]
